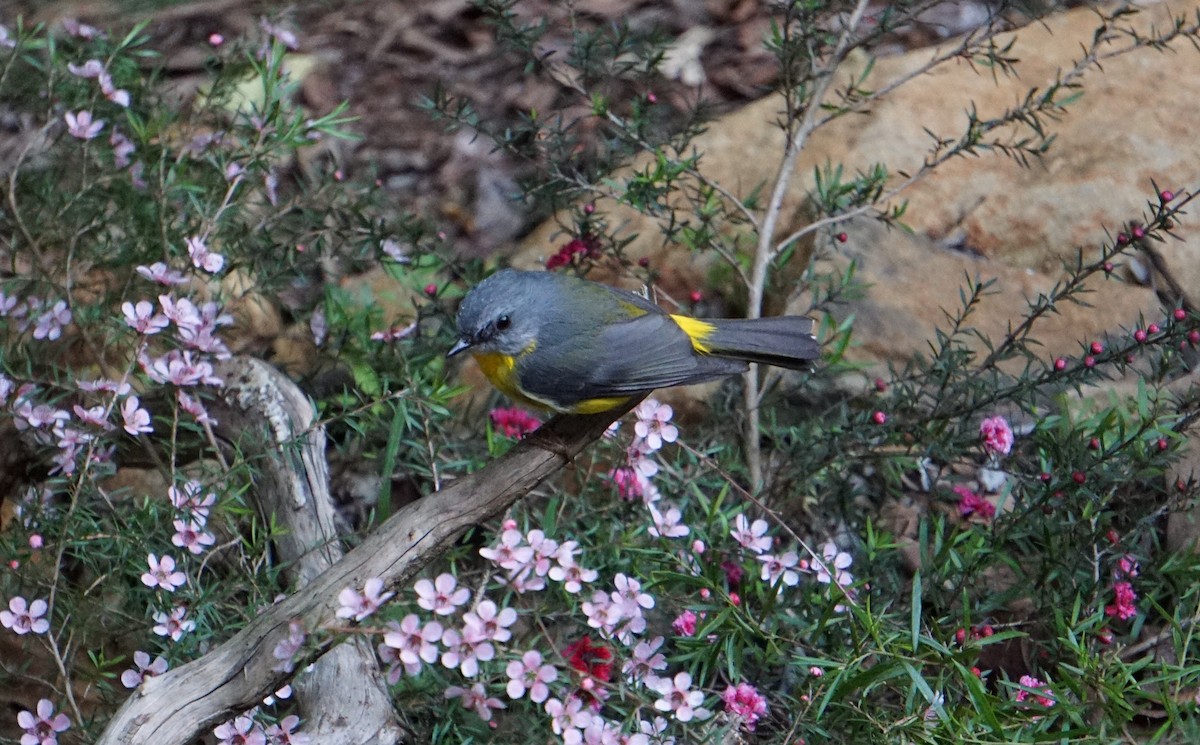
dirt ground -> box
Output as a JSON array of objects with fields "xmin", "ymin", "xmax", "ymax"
[{"xmin": 7, "ymin": 0, "xmax": 1026, "ymax": 260}]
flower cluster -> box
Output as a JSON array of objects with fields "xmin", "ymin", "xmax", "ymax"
[
  {"xmin": 1014, "ymin": 674, "xmax": 1055, "ymax": 708},
  {"xmin": 480, "ymin": 525, "xmax": 597, "ymax": 595},
  {"xmin": 544, "ymin": 234, "xmax": 600, "ymax": 270},
  {"xmin": 489, "ymin": 406, "xmax": 542, "ymax": 439},
  {"xmin": 979, "ymin": 415, "xmax": 1014, "ymax": 456},
  {"xmin": 730, "ymin": 514, "xmax": 855, "ymax": 595},
  {"xmin": 722, "ymin": 682, "xmax": 768, "ymax": 731}
]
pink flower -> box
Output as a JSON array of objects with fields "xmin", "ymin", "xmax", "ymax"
[
  {"xmin": 757, "ymin": 550, "xmax": 801, "ymax": 588},
  {"xmin": 548, "ymin": 554, "xmax": 598, "ymax": 594},
  {"xmin": 1105, "ymin": 581, "xmax": 1138, "ymax": 621},
  {"xmin": 64, "ymin": 110, "xmax": 104, "ymax": 139},
  {"xmin": 99, "ymin": 73, "xmax": 130, "ymax": 107},
  {"xmin": 381, "ymin": 239, "xmax": 408, "ymax": 263},
  {"xmin": 370, "ymin": 322, "xmax": 417, "ymax": 343},
  {"xmin": 722, "ymin": 682, "xmax": 768, "ymax": 731},
  {"xmin": 608, "ymin": 466, "xmax": 644, "ymax": 501},
  {"xmin": 122, "ymin": 300, "xmax": 170, "ymax": 334},
  {"xmin": 62, "ymin": 19, "xmax": 102, "ymax": 39},
  {"xmin": 121, "ymin": 395, "xmax": 153, "ymax": 435},
  {"xmin": 178, "ymin": 390, "xmax": 217, "ymax": 425},
  {"xmin": 141, "ymin": 553, "xmax": 186, "ymax": 592},
  {"xmin": 186, "ymin": 235, "xmax": 225, "ymax": 274},
  {"xmin": 72, "ymin": 404, "xmax": 110, "ymax": 429},
  {"xmin": 648, "ymin": 502, "xmax": 689, "ymax": 538},
  {"xmin": 17, "ymin": 699, "xmax": 70, "ymax": 745},
  {"xmin": 136, "ymin": 262, "xmax": 188, "ymax": 285},
  {"xmin": 141, "ymin": 349, "xmax": 222, "ymax": 386},
  {"xmin": 444, "ymin": 683, "xmax": 506, "ymax": 721},
  {"xmin": 612, "ymin": 573, "xmax": 655, "ymax": 616},
  {"xmin": 581, "ymin": 588, "xmax": 616, "ymax": 637},
  {"xmin": 545, "ymin": 697, "xmax": 594, "ymax": 740},
  {"xmin": 14, "ymin": 400, "xmax": 69, "ymax": 431},
  {"xmin": 623, "ymin": 636, "xmax": 667, "ymax": 683},
  {"xmin": 652, "ymin": 671, "xmax": 710, "ymax": 722},
  {"xmin": 633, "ymin": 399, "xmax": 678, "ymax": 452},
  {"xmin": 525, "ymin": 529, "xmax": 559, "ymax": 577},
  {"xmin": 626, "ymin": 446, "xmax": 660, "ymax": 481},
  {"xmin": 67, "ymin": 59, "xmax": 104, "ymax": 78},
  {"xmin": 336, "ymin": 577, "xmax": 394, "ymax": 622},
  {"xmin": 169, "ymin": 480, "xmax": 216, "ymax": 522},
  {"xmin": 479, "ymin": 528, "xmax": 533, "ymax": 572},
  {"xmin": 172, "ymin": 518, "xmax": 215, "ymax": 555},
  {"xmin": 264, "ymin": 715, "xmax": 309, "ymax": 745},
  {"xmin": 813, "ymin": 542, "xmax": 854, "ymax": 587},
  {"xmin": 489, "ymin": 406, "xmax": 541, "ymax": 439},
  {"xmin": 414, "ymin": 573, "xmax": 469, "ymax": 615},
  {"xmin": 310, "ymin": 309, "xmax": 328, "ymax": 346},
  {"xmin": 32, "ymin": 300, "xmax": 71, "ymax": 340},
  {"xmin": 954, "ymin": 485, "xmax": 996, "ymax": 520},
  {"xmin": 1115, "ymin": 554, "xmax": 1140, "ymax": 578},
  {"xmin": 440, "ymin": 626, "xmax": 495, "ymax": 677},
  {"xmin": 1, "ymin": 595, "xmax": 50, "ymax": 635},
  {"xmin": 505, "ymin": 650, "xmax": 558, "ymax": 702},
  {"xmin": 272, "ymin": 621, "xmax": 306, "ymax": 674},
  {"xmin": 463, "ymin": 600, "xmax": 518, "ymax": 643},
  {"xmin": 111, "ymin": 129, "xmax": 136, "ymax": 168},
  {"xmin": 731, "ymin": 513, "xmax": 772, "ymax": 553},
  {"xmin": 259, "ymin": 18, "xmax": 299, "ymax": 50},
  {"xmin": 671, "ymin": 609, "xmax": 697, "ymax": 637},
  {"xmin": 212, "ymin": 715, "xmax": 266, "ymax": 745},
  {"xmin": 1015, "ymin": 674, "xmax": 1055, "ymax": 707},
  {"xmin": 979, "ymin": 415, "xmax": 1014, "ymax": 456},
  {"xmin": 152, "ymin": 605, "xmax": 195, "ymax": 641},
  {"xmin": 382, "ymin": 614, "xmax": 443, "ymax": 677},
  {"xmin": 120, "ymin": 650, "xmax": 168, "ymax": 688}
]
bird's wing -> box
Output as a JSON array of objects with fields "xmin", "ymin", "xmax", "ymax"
[{"xmin": 519, "ymin": 312, "xmax": 746, "ymax": 405}]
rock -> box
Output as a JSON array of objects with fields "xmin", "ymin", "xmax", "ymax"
[{"xmin": 508, "ymin": 0, "xmax": 1196, "ymax": 388}]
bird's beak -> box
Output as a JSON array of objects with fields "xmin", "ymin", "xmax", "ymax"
[{"xmin": 447, "ymin": 338, "xmax": 472, "ymax": 358}]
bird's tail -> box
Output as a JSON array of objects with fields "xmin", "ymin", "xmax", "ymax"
[{"xmin": 688, "ymin": 315, "xmax": 820, "ymax": 370}]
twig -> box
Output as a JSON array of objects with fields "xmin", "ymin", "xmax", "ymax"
[{"xmin": 743, "ymin": 0, "xmax": 872, "ymax": 491}]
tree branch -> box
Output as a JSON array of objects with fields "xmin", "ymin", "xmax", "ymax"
[{"xmin": 96, "ymin": 356, "xmax": 631, "ymax": 745}]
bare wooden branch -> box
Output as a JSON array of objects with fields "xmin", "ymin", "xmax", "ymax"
[
  {"xmin": 204, "ymin": 357, "xmax": 404, "ymax": 745},
  {"xmin": 96, "ymin": 356, "xmax": 631, "ymax": 745}
]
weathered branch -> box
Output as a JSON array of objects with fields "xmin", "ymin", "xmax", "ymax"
[
  {"xmin": 97, "ymin": 356, "xmax": 630, "ymax": 745},
  {"xmin": 204, "ymin": 358, "xmax": 404, "ymax": 745}
]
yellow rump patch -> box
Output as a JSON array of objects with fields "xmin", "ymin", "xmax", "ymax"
[
  {"xmin": 669, "ymin": 314, "xmax": 716, "ymax": 353},
  {"xmin": 568, "ymin": 396, "xmax": 631, "ymax": 414}
]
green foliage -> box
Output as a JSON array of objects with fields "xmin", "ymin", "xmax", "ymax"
[{"xmin": 3, "ymin": 3, "xmax": 1200, "ymax": 745}]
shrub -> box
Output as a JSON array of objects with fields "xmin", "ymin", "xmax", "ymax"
[{"xmin": 2, "ymin": 3, "xmax": 1200, "ymax": 744}]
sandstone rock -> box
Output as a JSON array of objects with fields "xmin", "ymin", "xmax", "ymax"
[{"xmin": 508, "ymin": 0, "xmax": 1197, "ymax": 385}]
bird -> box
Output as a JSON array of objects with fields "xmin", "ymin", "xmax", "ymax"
[{"xmin": 448, "ymin": 269, "xmax": 819, "ymax": 414}]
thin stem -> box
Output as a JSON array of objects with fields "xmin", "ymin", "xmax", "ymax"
[{"xmin": 744, "ymin": 0, "xmax": 871, "ymax": 491}]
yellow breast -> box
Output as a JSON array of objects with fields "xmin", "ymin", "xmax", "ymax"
[
  {"xmin": 472, "ymin": 351, "xmax": 524, "ymax": 400},
  {"xmin": 470, "ymin": 349, "xmax": 628, "ymax": 414}
]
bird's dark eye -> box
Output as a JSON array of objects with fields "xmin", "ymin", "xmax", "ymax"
[{"xmin": 495, "ymin": 315, "xmax": 511, "ymax": 331}]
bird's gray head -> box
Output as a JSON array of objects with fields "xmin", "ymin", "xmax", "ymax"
[{"xmin": 448, "ymin": 269, "xmax": 544, "ymax": 358}]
